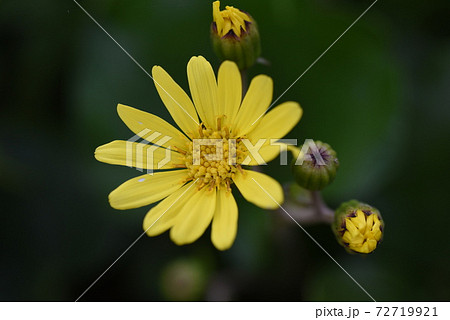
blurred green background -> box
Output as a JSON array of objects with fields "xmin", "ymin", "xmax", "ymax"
[{"xmin": 1, "ymin": 0, "xmax": 449, "ymax": 301}]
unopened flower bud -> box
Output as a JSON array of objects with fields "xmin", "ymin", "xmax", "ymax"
[
  {"xmin": 333, "ymin": 200, "xmax": 384, "ymax": 254},
  {"xmin": 211, "ymin": 1, "xmax": 261, "ymax": 70},
  {"xmin": 291, "ymin": 140, "xmax": 339, "ymax": 191}
]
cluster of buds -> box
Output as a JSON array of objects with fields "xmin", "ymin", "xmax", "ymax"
[{"xmin": 288, "ymin": 140, "xmax": 384, "ymax": 254}]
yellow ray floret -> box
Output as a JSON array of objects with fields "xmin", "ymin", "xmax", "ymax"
[
  {"xmin": 342, "ymin": 210, "xmax": 383, "ymax": 254},
  {"xmin": 213, "ymin": 1, "xmax": 251, "ymax": 37},
  {"xmin": 94, "ymin": 56, "xmax": 302, "ymax": 250}
]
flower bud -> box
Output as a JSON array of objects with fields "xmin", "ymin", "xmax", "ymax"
[
  {"xmin": 291, "ymin": 140, "xmax": 339, "ymax": 191},
  {"xmin": 211, "ymin": 1, "xmax": 261, "ymax": 70},
  {"xmin": 333, "ymin": 200, "xmax": 384, "ymax": 254}
]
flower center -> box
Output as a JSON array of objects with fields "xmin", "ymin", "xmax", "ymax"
[
  {"xmin": 342, "ymin": 210, "xmax": 383, "ymax": 254},
  {"xmin": 183, "ymin": 120, "xmax": 248, "ymax": 191},
  {"xmin": 213, "ymin": 1, "xmax": 251, "ymax": 37}
]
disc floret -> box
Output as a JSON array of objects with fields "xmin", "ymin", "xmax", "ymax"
[{"xmin": 184, "ymin": 120, "xmax": 247, "ymax": 191}]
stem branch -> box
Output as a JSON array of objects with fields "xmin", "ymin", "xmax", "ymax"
[{"xmin": 279, "ymin": 187, "xmax": 334, "ymax": 225}]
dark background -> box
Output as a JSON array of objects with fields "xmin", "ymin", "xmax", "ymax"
[{"xmin": 1, "ymin": 0, "xmax": 449, "ymax": 301}]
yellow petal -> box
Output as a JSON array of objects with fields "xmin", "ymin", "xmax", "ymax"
[
  {"xmin": 342, "ymin": 231, "xmax": 353, "ymax": 244},
  {"xmin": 233, "ymin": 75, "xmax": 273, "ymax": 136},
  {"xmin": 366, "ymin": 239, "xmax": 378, "ymax": 252},
  {"xmin": 187, "ymin": 56, "xmax": 219, "ymax": 129},
  {"xmin": 345, "ymin": 219, "xmax": 360, "ymax": 237},
  {"xmin": 287, "ymin": 145, "xmax": 301, "ymax": 159},
  {"xmin": 95, "ymin": 140, "xmax": 184, "ymax": 169},
  {"xmin": 217, "ymin": 61, "xmax": 242, "ymax": 127},
  {"xmin": 373, "ymin": 229, "xmax": 382, "ymax": 241},
  {"xmin": 143, "ymin": 181, "xmax": 197, "ymax": 236},
  {"xmin": 247, "ymin": 101, "xmax": 302, "ymax": 143},
  {"xmin": 212, "ymin": 1, "xmax": 225, "ymax": 35},
  {"xmin": 222, "ymin": 19, "xmax": 232, "ymax": 37},
  {"xmin": 365, "ymin": 213, "xmax": 375, "ymax": 230},
  {"xmin": 349, "ymin": 233, "xmax": 365, "ymax": 246},
  {"xmin": 233, "ymin": 170, "xmax": 283, "ymax": 209},
  {"xmin": 109, "ymin": 170, "xmax": 189, "ymax": 210},
  {"xmin": 117, "ymin": 104, "xmax": 189, "ymax": 150},
  {"xmin": 245, "ymin": 144, "xmax": 282, "ymax": 166},
  {"xmin": 170, "ymin": 187, "xmax": 216, "ymax": 245},
  {"xmin": 372, "ymin": 215, "xmax": 381, "ymax": 231},
  {"xmin": 152, "ymin": 66, "xmax": 199, "ymax": 137},
  {"xmin": 243, "ymin": 102, "xmax": 302, "ymax": 165},
  {"xmin": 351, "ymin": 210, "xmax": 367, "ymax": 230},
  {"xmin": 228, "ymin": 10, "xmax": 245, "ymax": 36},
  {"xmin": 211, "ymin": 189, "xmax": 238, "ymax": 250}
]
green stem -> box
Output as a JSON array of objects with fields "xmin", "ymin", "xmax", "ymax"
[
  {"xmin": 279, "ymin": 187, "xmax": 334, "ymax": 225},
  {"xmin": 310, "ymin": 191, "xmax": 334, "ymax": 224}
]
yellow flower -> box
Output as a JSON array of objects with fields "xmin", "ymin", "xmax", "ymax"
[
  {"xmin": 211, "ymin": 1, "xmax": 261, "ymax": 70},
  {"xmin": 95, "ymin": 56, "xmax": 302, "ymax": 250},
  {"xmin": 212, "ymin": 1, "xmax": 251, "ymax": 38},
  {"xmin": 341, "ymin": 210, "xmax": 383, "ymax": 253},
  {"xmin": 333, "ymin": 201, "xmax": 384, "ymax": 254}
]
